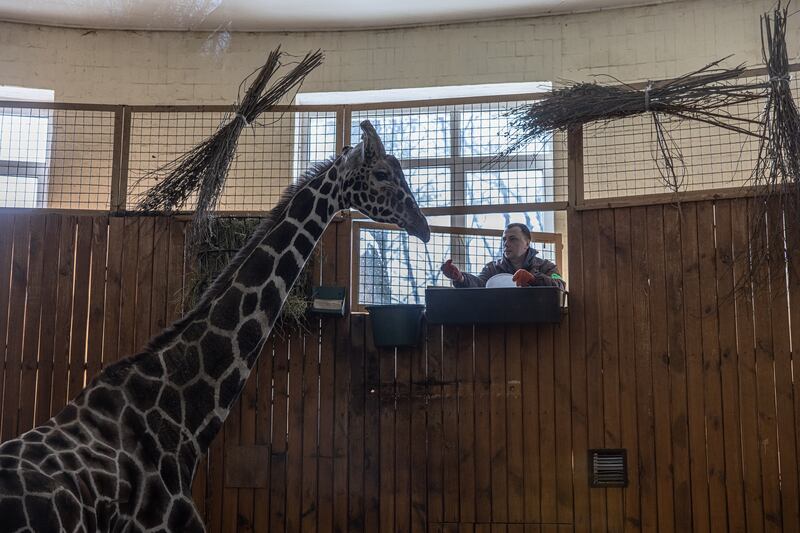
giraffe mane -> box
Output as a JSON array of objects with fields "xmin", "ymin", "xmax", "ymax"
[{"xmin": 142, "ymin": 156, "xmax": 338, "ymax": 354}]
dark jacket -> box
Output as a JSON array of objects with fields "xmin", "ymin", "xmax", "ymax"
[{"xmin": 453, "ymin": 248, "xmax": 565, "ymax": 290}]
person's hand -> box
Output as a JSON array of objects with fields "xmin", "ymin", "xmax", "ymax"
[
  {"xmin": 441, "ymin": 259, "xmax": 464, "ymax": 282},
  {"xmin": 512, "ymin": 269, "xmax": 535, "ymax": 287}
]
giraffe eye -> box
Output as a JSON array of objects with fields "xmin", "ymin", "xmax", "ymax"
[{"xmin": 374, "ymin": 170, "xmax": 389, "ymax": 181}]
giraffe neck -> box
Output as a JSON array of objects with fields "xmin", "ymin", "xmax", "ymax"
[{"xmin": 155, "ymin": 159, "xmax": 344, "ymax": 459}]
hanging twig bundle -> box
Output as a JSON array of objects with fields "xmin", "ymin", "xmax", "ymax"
[
  {"xmin": 752, "ymin": 3, "xmax": 800, "ymax": 207},
  {"xmin": 136, "ymin": 47, "xmax": 324, "ymax": 233},
  {"xmin": 502, "ymin": 59, "xmax": 771, "ymax": 191},
  {"xmin": 734, "ymin": 2, "xmax": 800, "ymax": 289},
  {"xmin": 504, "ymin": 60, "xmax": 768, "ymax": 153}
]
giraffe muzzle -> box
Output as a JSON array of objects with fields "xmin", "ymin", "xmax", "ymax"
[{"xmin": 405, "ymin": 215, "xmax": 431, "ymax": 243}]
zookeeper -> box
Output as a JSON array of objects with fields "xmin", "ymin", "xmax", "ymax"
[{"xmin": 440, "ymin": 223, "xmax": 565, "ymax": 289}]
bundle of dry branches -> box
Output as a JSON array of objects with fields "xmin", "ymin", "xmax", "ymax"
[
  {"xmin": 507, "ymin": 61, "xmax": 765, "ymax": 141},
  {"xmin": 503, "ymin": 59, "xmax": 770, "ymax": 191},
  {"xmin": 752, "ymin": 3, "xmax": 800, "ymax": 211},
  {"xmin": 136, "ymin": 47, "xmax": 324, "ymax": 241},
  {"xmin": 741, "ymin": 2, "xmax": 800, "ymax": 287}
]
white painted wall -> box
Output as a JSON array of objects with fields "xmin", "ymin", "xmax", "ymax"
[{"xmin": 0, "ymin": 0, "xmax": 787, "ymax": 104}]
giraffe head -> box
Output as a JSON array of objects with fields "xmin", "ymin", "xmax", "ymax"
[{"xmin": 340, "ymin": 120, "xmax": 430, "ymax": 243}]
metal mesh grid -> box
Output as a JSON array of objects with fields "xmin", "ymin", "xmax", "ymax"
[
  {"xmin": 581, "ymin": 73, "xmax": 782, "ymax": 200},
  {"xmin": 126, "ymin": 109, "xmax": 338, "ymax": 212},
  {"xmin": 0, "ymin": 106, "xmax": 115, "ymax": 209},
  {"xmin": 350, "ymin": 100, "xmax": 568, "ymax": 210},
  {"xmin": 356, "ymin": 224, "xmax": 559, "ymax": 306}
]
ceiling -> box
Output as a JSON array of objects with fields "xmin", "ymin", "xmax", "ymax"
[{"xmin": 0, "ymin": 0, "xmax": 674, "ymax": 32}]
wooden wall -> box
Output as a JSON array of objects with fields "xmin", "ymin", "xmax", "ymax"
[
  {"xmin": 0, "ymin": 199, "xmax": 798, "ymax": 532},
  {"xmin": 0, "ymin": 213, "xmax": 185, "ymax": 442}
]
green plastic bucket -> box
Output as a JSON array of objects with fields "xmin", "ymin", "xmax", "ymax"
[{"xmin": 365, "ymin": 304, "xmax": 426, "ymax": 347}]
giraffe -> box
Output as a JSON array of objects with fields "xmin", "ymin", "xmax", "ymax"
[{"xmin": 0, "ymin": 120, "xmax": 430, "ymax": 532}]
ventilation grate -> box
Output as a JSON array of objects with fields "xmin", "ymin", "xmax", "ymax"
[{"xmin": 588, "ymin": 449, "xmax": 628, "ymax": 488}]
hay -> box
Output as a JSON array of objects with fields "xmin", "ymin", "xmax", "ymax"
[{"xmin": 183, "ymin": 216, "xmax": 313, "ymax": 337}]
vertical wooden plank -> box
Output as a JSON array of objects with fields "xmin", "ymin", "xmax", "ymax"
[
  {"xmin": 287, "ymin": 334, "xmax": 307, "ymax": 532},
  {"xmin": 16, "ymin": 215, "xmax": 49, "ymax": 433},
  {"xmin": 442, "ymin": 325, "xmax": 460, "ymax": 523},
  {"xmin": 316, "ymin": 225, "xmax": 337, "ymax": 533},
  {"xmin": 363, "ymin": 319, "xmax": 381, "ymax": 533},
  {"xmin": 149, "ymin": 217, "xmax": 170, "ymax": 341},
  {"xmin": 379, "ymin": 339, "xmax": 396, "ymax": 533},
  {"xmin": 166, "ymin": 219, "xmax": 186, "ymax": 324},
  {"xmin": 348, "ymin": 316, "xmax": 366, "ymax": 532},
  {"xmin": 0, "ymin": 214, "xmax": 14, "ymax": 433},
  {"xmin": 612, "ymin": 208, "xmax": 640, "ymax": 532},
  {"xmin": 768, "ymin": 200, "xmax": 800, "ymax": 531},
  {"xmin": 85, "ymin": 215, "xmax": 108, "ymax": 382},
  {"xmin": 50, "ymin": 216, "xmax": 76, "ymax": 415},
  {"xmin": 553, "ymin": 316, "xmax": 573, "ymax": 527},
  {"xmin": 749, "ymin": 201, "xmax": 782, "ymax": 531},
  {"xmin": 101, "ymin": 216, "xmax": 124, "ymax": 368},
  {"xmin": 458, "ymin": 325, "xmax": 476, "ymax": 525},
  {"xmin": 597, "ymin": 209, "xmax": 623, "ymax": 531},
  {"xmin": 17, "ymin": 215, "xmax": 45, "ymax": 434},
  {"xmin": 714, "ymin": 200, "xmax": 747, "ymax": 532},
  {"xmin": 630, "ymin": 206, "xmax": 657, "ymax": 532},
  {"xmin": 410, "ymin": 325, "xmax": 427, "ymax": 532},
  {"xmin": 489, "ymin": 324, "xmax": 508, "ymax": 523},
  {"xmin": 222, "ymin": 385, "xmax": 241, "ymax": 533},
  {"xmin": 521, "ymin": 324, "xmax": 541, "ymax": 526},
  {"xmin": 67, "ymin": 217, "xmax": 92, "ymax": 401},
  {"xmin": 270, "ymin": 337, "xmax": 290, "ymax": 532},
  {"xmin": 788, "ymin": 199, "xmax": 800, "ymax": 533},
  {"xmin": 505, "ymin": 324, "xmax": 524, "ymax": 524},
  {"xmin": 426, "ymin": 325, "xmax": 443, "ymax": 528},
  {"xmin": 303, "ymin": 322, "xmax": 322, "ymax": 533},
  {"xmin": 662, "ymin": 205, "xmax": 691, "ymax": 532},
  {"xmin": 696, "ymin": 201, "xmax": 729, "ymax": 530},
  {"xmin": 253, "ymin": 342, "xmax": 274, "ymax": 533},
  {"xmin": 33, "ymin": 214, "xmax": 61, "ymax": 426},
  {"xmin": 395, "ymin": 342, "xmax": 412, "ymax": 533},
  {"xmin": 678, "ymin": 203, "xmax": 711, "ymax": 533},
  {"xmin": 333, "ymin": 217, "xmax": 352, "ymax": 533},
  {"xmin": 236, "ymin": 344, "xmax": 259, "ymax": 533},
  {"xmin": 133, "ymin": 216, "xmax": 154, "ymax": 351},
  {"xmin": 731, "ymin": 198, "xmax": 765, "ymax": 533},
  {"xmin": 473, "ymin": 325, "xmax": 493, "ymax": 524},
  {"xmin": 645, "ymin": 205, "xmax": 674, "ymax": 533},
  {"xmin": 2, "ymin": 215, "xmax": 29, "ymax": 441},
  {"xmin": 117, "ymin": 216, "xmax": 139, "ymax": 361},
  {"xmin": 582, "ymin": 209, "xmax": 607, "ymax": 531},
  {"xmin": 566, "ymin": 209, "xmax": 589, "ymax": 532},
  {"xmin": 332, "ymin": 326, "xmax": 350, "ymax": 533},
  {"xmin": 538, "ymin": 325, "xmax": 557, "ymax": 527}
]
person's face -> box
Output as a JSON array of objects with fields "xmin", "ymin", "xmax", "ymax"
[{"xmin": 502, "ymin": 226, "xmax": 530, "ymax": 262}]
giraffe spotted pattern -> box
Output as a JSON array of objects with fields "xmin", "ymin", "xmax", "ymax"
[{"xmin": 0, "ymin": 121, "xmax": 429, "ymax": 532}]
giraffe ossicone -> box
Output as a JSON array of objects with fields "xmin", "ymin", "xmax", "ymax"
[{"xmin": 0, "ymin": 120, "xmax": 429, "ymax": 532}]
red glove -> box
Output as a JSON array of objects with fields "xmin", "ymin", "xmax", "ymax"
[
  {"xmin": 512, "ymin": 269, "xmax": 535, "ymax": 287},
  {"xmin": 441, "ymin": 259, "xmax": 464, "ymax": 282}
]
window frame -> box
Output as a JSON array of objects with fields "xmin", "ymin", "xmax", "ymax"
[
  {"xmin": 0, "ymin": 107, "xmax": 53, "ymax": 208},
  {"xmin": 0, "ymin": 87, "xmax": 55, "ymax": 209}
]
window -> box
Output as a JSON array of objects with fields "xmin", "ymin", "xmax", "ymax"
[
  {"xmin": 0, "ymin": 86, "xmax": 55, "ymax": 208},
  {"xmin": 295, "ymin": 83, "xmax": 562, "ymax": 306}
]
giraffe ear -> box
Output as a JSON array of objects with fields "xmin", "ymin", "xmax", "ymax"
[{"xmin": 360, "ymin": 120, "xmax": 386, "ymax": 160}]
